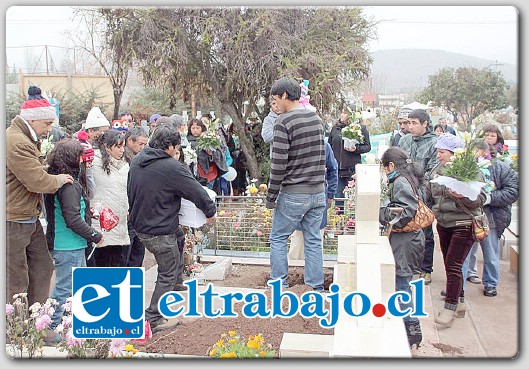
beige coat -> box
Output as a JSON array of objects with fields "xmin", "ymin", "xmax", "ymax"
[{"xmin": 6, "ymin": 116, "xmax": 62, "ymax": 220}]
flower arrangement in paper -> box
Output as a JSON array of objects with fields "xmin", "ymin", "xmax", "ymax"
[
  {"xmin": 341, "ymin": 107, "xmax": 364, "ymax": 145},
  {"xmin": 209, "ymin": 331, "xmax": 275, "ymax": 358},
  {"xmin": 6, "ymin": 293, "xmax": 57, "ymax": 358},
  {"xmin": 430, "ymin": 136, "xmax": 486, "ymax": 200},
  {"xmin": 196, "ymin": 130, "xmax": 221, "ymax": 151}
]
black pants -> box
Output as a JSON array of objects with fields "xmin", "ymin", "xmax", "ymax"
[
  {"xmin": 122, "ymin": 234, "xmax": 145, "ymax": 267},
  {"xmin": 94, "ymin": 245, "xmax": 128, "ymax": 267}
]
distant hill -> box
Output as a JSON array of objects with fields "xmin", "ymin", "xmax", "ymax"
[{"xmin": 370, "ymin": 49, "xmax": 517, "ymax": 94}]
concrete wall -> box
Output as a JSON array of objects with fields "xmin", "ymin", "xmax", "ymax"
[{"xmin": 18, "ymin": 74, "xmax": 114, "ymax": 108}]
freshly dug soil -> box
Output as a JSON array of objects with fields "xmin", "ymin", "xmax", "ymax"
[{"xmin": 134, "ymin": 265, "xmax": 334, "ymax": 357}]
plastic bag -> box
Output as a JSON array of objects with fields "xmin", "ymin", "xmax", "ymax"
[{"xmin": 100, "ymin": 207, "xmax": 119, "ymax": 232}]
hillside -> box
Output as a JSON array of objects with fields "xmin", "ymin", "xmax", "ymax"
[{"xmin": 370, "ymin": 49, "xmax": 517, "ymax": 94}]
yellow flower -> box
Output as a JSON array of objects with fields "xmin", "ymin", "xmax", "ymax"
[
  {"xmin": 209, "ymin": 349, "xmax": 217, "ymax": 356},
  {"xmin": 247, "ymin": 339, "xmax": 261, "ymax": 350},
  {"xmin": 228, "ymin": 352, "xmax": 236, "ymax": 358},
  {"xmin": 259, "ymin": 183, "xmax": 268, "ymax": 191},
  {"xmin": 228, "ymin": 330, "xmax": 236, "ymax": 337},
  {"xmin": 454, "ymin": 147, "xmax": 465, "ymax": 155},
  {"xmin": 125, "ymin": 344, "xmax": 134, "ymax": 352},
  {"xmin": 229, "ymin": 339, "xmax": 237, "ymax": 344},
  {"xmin": 259, "ymin": 351, "xmax": 267, "ymax": 357},
  {"xmin": 216, "ymin": 339, "xmax": 225, "ymax": 348},
  {"xmin": 249, "ymin": 186, "xmax": 258, "ymax": 195}
]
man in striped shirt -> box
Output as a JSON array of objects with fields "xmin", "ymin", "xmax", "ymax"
[{"xmin": 266, "ymin": 77, "xmax": 327, "ymax": 291}]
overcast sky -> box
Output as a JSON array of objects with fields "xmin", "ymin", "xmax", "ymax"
[{"xmin": 5, "ymin": 5, "xmax": 519, "ymax": 72}]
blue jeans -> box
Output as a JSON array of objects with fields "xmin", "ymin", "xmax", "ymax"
[
  {"xmin": 396, "ymin": 275, "xmax": 418, "ymax": 324},
  {"xmin": 462, "ymin": 228, "xmax": 499, "ymax": 289},
  {"xmin": 50, "ymin": 249, "xmax": 87, "ymax": 328},
  {"xmin": 269, "ymin": 192, "xmax": 326, "ymax": 290},
  {"xmin": 137, "ymin": 228, "xmax": 185, "ymax": 324}
]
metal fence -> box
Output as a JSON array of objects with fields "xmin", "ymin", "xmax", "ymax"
[{"xmin": 200, "ymin": 196, "xmax": 357, "ymax": 257}]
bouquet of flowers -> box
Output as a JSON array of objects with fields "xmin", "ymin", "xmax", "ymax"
[
  {"xmin": 183, "ymin": 145, "xmax": 198, "ymax": 166},
  {"xmin": 196, "ymin": 130, "xmax": 221, "ymax": 152},
  {"xmin": 430, "ymin": 137, "xmax": 486, "ymax": 200},
  {"xmin": 41, "ymin": 135, "xmax": 54, "ymax": 157},
  {"xmin": 341, "ymin": 107, "xmax": 364, "ymax": 147}
]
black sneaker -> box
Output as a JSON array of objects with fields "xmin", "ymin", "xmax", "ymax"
[
  {"xmin": 150, "ymin": 318, "xmax": 181, "ymax": 334},
  {"xmin": 404, "ymin": 321, "xmax": 422, "ymax": 349},
  {"xmin": 483, "ymin": 286, "xmax": 497, "ymax": 297}
]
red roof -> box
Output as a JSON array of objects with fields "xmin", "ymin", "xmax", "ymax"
[{"xmin": 362, "ymin": 94, "xmax": 377, "ymax": 103}]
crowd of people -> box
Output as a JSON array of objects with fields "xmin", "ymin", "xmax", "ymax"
[{"xmin": 6, "ymin": 82, "xmax": 518, "ymax": 351}]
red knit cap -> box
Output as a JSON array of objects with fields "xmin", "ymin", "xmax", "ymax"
[
  {"xmin": 20, "ymin": 99, "xmax": 57, "ymax": 121},
  {"xmin": 76, "ymin": 131, "xmax": 95, "ymax": 163}
]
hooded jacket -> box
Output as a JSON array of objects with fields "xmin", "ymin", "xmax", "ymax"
[
  {"xmin": 128, "ymin": 146, "xmax": 217, "ymax": 235},
  {"xmin": 328, "ymin": 121, "xmax": 371, "ymax": 178}
]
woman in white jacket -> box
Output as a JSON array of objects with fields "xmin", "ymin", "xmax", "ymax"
[{"xmin": 91, "ymin": 130, "xmax": 130, "ymax": 267}]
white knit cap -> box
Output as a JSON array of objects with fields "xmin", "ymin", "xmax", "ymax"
[
  {"xmin": 19, "ymin": 99, "xmax": 57, "ymax": 121},
  {"xmin": 84, "ymin": 107, "xmax": 110, "ymax": 129}
]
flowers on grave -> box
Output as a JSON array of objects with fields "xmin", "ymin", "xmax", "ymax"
[
  {"xmin": 187, "ymin": 262, "xmax": 204, "ymax": 274},
  {"xmin": 209, "ymin": 331, "xmax": 275, "ymax": 358}
]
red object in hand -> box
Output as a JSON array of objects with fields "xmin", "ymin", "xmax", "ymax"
[{"xmin": 99, "ymin": 207, "xmax": 119, "ymax": 232}]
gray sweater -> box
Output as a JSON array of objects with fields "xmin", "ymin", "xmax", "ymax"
[{"xmin": 266, "ymin": 108, "xmax": 325, "ymax": 208}]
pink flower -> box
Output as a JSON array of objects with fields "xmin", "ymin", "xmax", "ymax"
[
  {"xmin": 35, "ymin": 314, "xmax": 51, "ymax": 331},
  {"xmin": 256, "ymin": 231, "xmax": 263, "ymax": 237},
  {"xmin": 135, "ymin": 320, "xmax": 152, "ymax": 344},
  {"xmin": 234, "ymin": 222, "xmax": 240, "ymax": 229},
  {"xmin": 66, "ymin": 330, "xmax": 86, "ymax": 348},
  {"xmin": 6, "ymin": 304, "xmax": 14, "ymax": 315},
  {"xmin": 109, "ymin": 339, "xmax": 127, "ymax": 357},
  {"xmin": 347, "ymin": 219, "xmax": 355, "ymax": 227}
]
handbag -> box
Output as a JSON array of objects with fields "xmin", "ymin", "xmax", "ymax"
[
  {"xmin": 392, "ymin": 177, "xmax": 435, "ymax": 233},
  {"xmin": 459, "ymin": 203, "xmax": 490, "ymax": 242}
]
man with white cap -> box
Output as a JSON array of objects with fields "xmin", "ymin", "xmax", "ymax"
[
  {"xmin": 391, "ymin": 107, "xmax": 412, "ymax": 146},
  {"xmin": 6, "ymin": 93, "xmax": 74, "ymax": 306}
]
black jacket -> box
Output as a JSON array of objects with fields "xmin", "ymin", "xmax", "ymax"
[
  {"xmin": 127, "ymin": 146, "xmax": 217, "ymax": 235},
  {"xmin": 44, "ymin": 180, "xmax": 102, "ymax": 250},
  {"xmin": 328, "ymin": 121, "xmax": 371, "ymax": 178}
]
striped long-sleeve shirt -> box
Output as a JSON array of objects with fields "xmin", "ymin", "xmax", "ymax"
[{"xmin": 265, "ymin": 108, "xmax": 325, "ymax": 208}]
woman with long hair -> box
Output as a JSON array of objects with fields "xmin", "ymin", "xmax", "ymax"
[
  {"xmin": 44, "ymin": 138, "xmax": 103, "ymax": 330},
  {"xmin": 91, "ymin": 130, "xmax": 130, "ymax": 267},
  {"xmin": 379, "ymin": 147, "xmax": 425, "ymax": 348}
]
